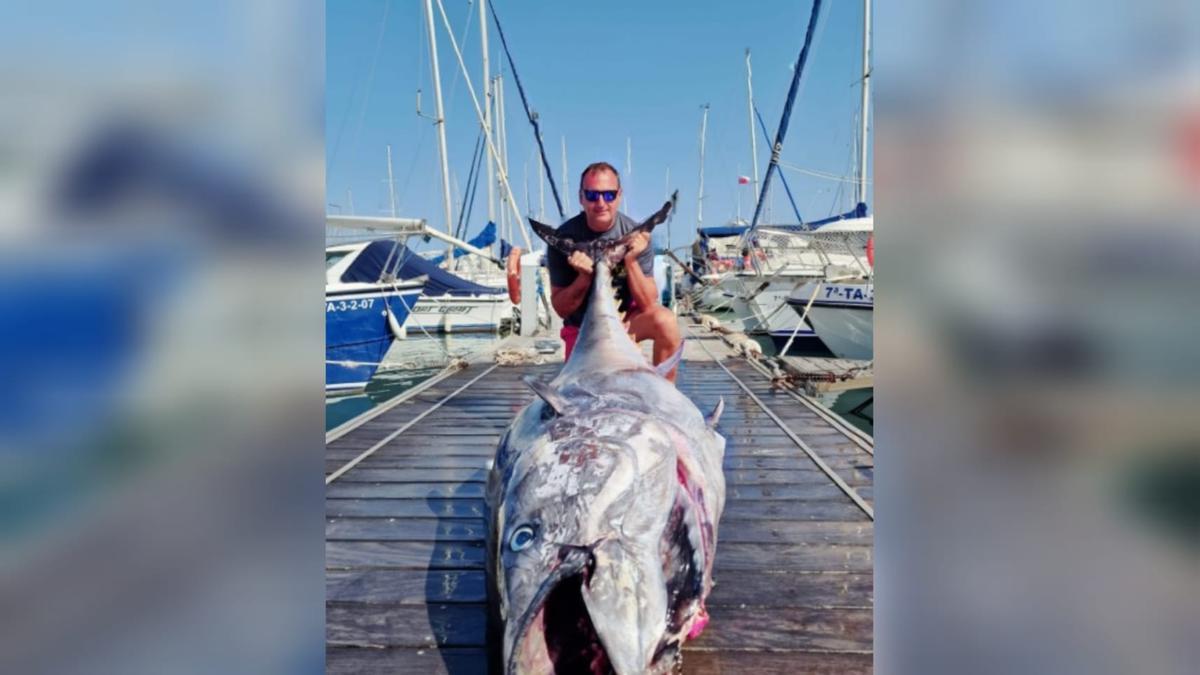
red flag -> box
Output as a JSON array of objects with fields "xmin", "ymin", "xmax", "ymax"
[{"xmin": 737, "ymin": 175, "xmax": 750, "ymax": 185}]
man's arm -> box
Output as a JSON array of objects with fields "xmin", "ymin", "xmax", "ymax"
[
  {"xmin": 550, "ymin": 251, "xmax": 594, "ymax": 319},
  {"xmin": 622, "ymin": 231, "xmax": 658, "ymax": 309}
]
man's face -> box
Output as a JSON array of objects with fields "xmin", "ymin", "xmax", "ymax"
[{"xmin": 579, "ymin": 169, "xmax": 621, "ymax": 232}]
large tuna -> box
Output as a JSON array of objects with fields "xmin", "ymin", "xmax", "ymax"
[{"xmin": 486, "ymin": 197, "xmax": 726, "ymax": 674}]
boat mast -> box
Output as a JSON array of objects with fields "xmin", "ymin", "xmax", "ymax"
[
  {"xmin": 493, "ymin": 74, "xmax": 508, "ymax": 243},
  {"xmin": 697, "ymin": 104, "xmax": 708, "ymax": 229},
  {"xmin": 745, "ymin": 49, "xmax": 762, "ymax": 222},
  {"xmin": 664, "ymin": 166, "xmax": 671, "ymax": 251},
  {"xmin": 386, "ymin": 144, "xmax": 397, "ymax": 217},
  {"xmin": 561, "ymin": 136, "xmax": 568, "ymax": 206},
  {"xmin": 857, "ymin": 0, "xmax": 871, "ymax": 207},
  {"xmin": 478, "ymin": 0, "xmax": 496, "ymax": 240},
  {"xmin": 625, "ymin": 136, "xmax": 633, "ymax": 214},
  {"xmin": 422, "ymin": 0, "xmax": 455, "ymax": 266},
  {"xmin": 538, "ymin": 152, "xmax": 545, "ymax": 220}
]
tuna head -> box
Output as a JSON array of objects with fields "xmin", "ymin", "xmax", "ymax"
[{"xmin": 496, "ymin": 408, "xmax": 681, "ymax": 675}]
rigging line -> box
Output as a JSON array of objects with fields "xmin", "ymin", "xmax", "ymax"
[
  {"xmin": 686, "ymin": 324, "xmax": 874, "ymax": 520},
  {"xmin": 777, "ymin": 161, "xmax": 867, "ymax": 185},
  {"xmin": 326, "ymin": 364, "xmax": 500, "ymax": 484},
  {"xmin": 326, "ymin": 359, "xmax": 466, "ymax": 443},
  {"xmin": 348, "ymin": 0, "xmax": 395, "ymax": 168},
  {"xmin": 441, "ymin": 0, "xmax": 477, "ymax": 115},
  {"xmin": 459, "ymin": 128, "xmax": 487, "ymax": 241},
  {"xmin": 329, "ymin": 0, "xmax": 392, "ymax": 172},
  {"xmin": 742, "ymin": 356, "xmax": 874, "ymax": 453},
  {"xmin": 754, "ymin": 105, "xmax": 805, "ymax": 225},
  {"xmin": 486, "ymin": 0, "xmax": 565, "ymax": 219},
  {"xmin": 749, "ymin": 0, "xmax": 825, "ymax": 234},
  {"xmin": 454, "ymin": 128, "xmax": 485, "ymax": 240}
]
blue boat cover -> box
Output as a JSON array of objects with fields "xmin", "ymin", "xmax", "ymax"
[
  {"xmin": 428, "ymin": 221, "xmax": 497, "ymax": 265},
  {"xmin": 761, "ymin": 202, "xmax": 869, "ymax": 233},
  {"xmin": 698, "ymin": 225, "xmax": 749, "ymax": 239},
  {"xmin": 340, "ymin": 240, "xmax": 505, "ymax": 297}
]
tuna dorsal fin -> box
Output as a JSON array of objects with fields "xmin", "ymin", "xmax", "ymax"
[
  {"xmin": 705, "ymin": 397, "xmax": 725, "ymax": 428},
  {"xmin": 654, "ymin": 339, "xmax": 685, "ymax": 379},
  {"xmin": 522, "ymin": 375, "xmax": 570, "ymax": 415}
]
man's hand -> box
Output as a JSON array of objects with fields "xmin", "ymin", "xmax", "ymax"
[
  {"xmin": 568, "ymin": 250, "xmax": 595, "ymax": 277},
  {"xmin": 624, "ymin": 231, "xmax": 650, "ymax": 262}
]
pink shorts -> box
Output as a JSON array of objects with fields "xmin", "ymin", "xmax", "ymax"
[
  {"xmin": 561, "ymin": 325, "xmax": 580, "ymax": 360},
  {"xmin": 561, "ymin": 301, "xmax": 644, "ymax": 361}
]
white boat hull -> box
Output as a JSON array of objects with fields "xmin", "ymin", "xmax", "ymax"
[
  {"xmin": 403, "ymin": 294, "xmax": 514, "ymax": 334},
  {"xmin": 805, "ymin": 282, "xmax": 874, "ymax": 360}
]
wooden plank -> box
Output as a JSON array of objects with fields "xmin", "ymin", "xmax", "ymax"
[
  {"xmin": 723, "ymin": 456, "xmax": 861, "ymax": 471},
  {"xmin": 327, "ymin": 569, "xmax": 486, "ymax": 604},
  {"xmin": 326, "ymin": 444, "xmax": 498, "ymax": 460},
  {"xmin": 717, "ymin": 519, "xmax": 872, "ymax": 545},
  {"xmin": 707, "ymin": 571, "xmax": 872, "ymax": 608},
  {"xmin": 690, "ymin": 607, "xmax": 872, "ymax": 652},
  {"xmin": 326, "ymin": 518, "xmax": 487, "ymax": 542},
  {"xmin": 329, "ymin": 645, "xmax": 875, "ymax": 674},
  {"xmin": 712, "ymin": 543, "xmax": 872, "ymax": 572},
  {"xmin": 326, "ymin": 541, "xmax": 485, "ymax": 570},
  {"xmin": 336, "ymin": 468, "xmax": 488, "ymax": 483},
  {"xmin": 680, "ymin": 649, "xmax": 872, "ymax": 675},
  {"xmin": 326, "ymin": 647, "xmax": 487, "ymax": 675},
  {"xmin": 327, "ymin": 603, "xmax": 487, "ymax": 647},
  {"xmin": 722, "ymin": 500, "xmax": 868, "ymax": 522},
  {"xmin": 725, "ymin": 484, "xmax": 849, "ymax": 500},
  {"xmin": 724, "ymin": 469, "xmax": 868, "ymax": 487},
  {"xmin": 326, "ymin": 483, "xmax": 485, "ymax": 499},
  {"xmin": 327, "ymin": 498, "xmax": 486, "ymax": 519},
  {"xmin": 340, "ymin": 456, "xmax": 492, "ymax": 469}
]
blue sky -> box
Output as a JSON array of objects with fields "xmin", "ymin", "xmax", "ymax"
[{"xmin": 326, "ymin": 0, "xmax": 871, "ymax": 252}]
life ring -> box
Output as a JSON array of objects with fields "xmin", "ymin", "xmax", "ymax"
[
  {"xmin": 506, "ymin": 246, "xmax": 523, "ymax": 304},
  {"xmin": 866, "ymin": 234, "xmax": 874, "ymax": 267}
]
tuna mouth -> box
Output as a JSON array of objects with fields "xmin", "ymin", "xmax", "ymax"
[
  {"xmin": 542, "ymin": 573, "xmax": 613, "ymax": 675},
  {"xmin": 509, "ymin": 548, "xmax": 614, "ymax": 675}
]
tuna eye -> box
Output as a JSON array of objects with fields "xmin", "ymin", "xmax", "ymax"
[{"xmin": 509, "ymin": 525, "xmax": 535, "ymax": 552}]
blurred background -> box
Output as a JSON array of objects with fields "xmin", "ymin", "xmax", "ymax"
[
  {"xmin": 875, "ymin": 1, "xmax": 1199, "ymax": 673},
  {"xmin": 0, "ymin": 1, "xmax": 324, "ymax": 673}
]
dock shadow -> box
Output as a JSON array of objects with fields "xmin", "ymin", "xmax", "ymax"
[{"xmin": 424, "ymin": 472, "xmax": 490, "ymax": 675}]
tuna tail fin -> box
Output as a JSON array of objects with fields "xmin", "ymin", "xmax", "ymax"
[{"xmin": 528, "ymin": 191, "xmax": 678, "ymax": 262}]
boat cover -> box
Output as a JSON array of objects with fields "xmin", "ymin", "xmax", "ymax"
[
  {"xmin": 428, "ymin": 221, "xmax": 497, "ymax": 265},
  {"xmin": 340, "ymin": 240, "xmax": 505, "ymax": 297}
]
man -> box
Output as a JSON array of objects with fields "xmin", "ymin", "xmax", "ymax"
[{"xmin": 547, "ymin": 162, "xmax": 682, "ymax": 382}]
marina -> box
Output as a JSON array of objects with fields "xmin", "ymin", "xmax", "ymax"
[{"xmin": 325, "ymin": 316, "xmax": 874, "ymax": 673}]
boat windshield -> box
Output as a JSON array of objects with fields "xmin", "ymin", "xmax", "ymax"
[{"xmin": 326, "ymin": 250, "xmax": 351, "ymax": 270}]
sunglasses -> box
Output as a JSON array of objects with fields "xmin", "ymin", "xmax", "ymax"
[{"xmin": 582, "ymin": 189, "xmax": 619, "ymax": 203}]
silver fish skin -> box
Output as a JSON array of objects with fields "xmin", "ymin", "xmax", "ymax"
[{"xmin": 487, "ymin": 256, "xmax": 725, "ymax": 675}]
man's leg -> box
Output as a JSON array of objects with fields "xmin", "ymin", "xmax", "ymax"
[{"xmin": 628, "ymin": 306, "xmax": 682, "ymax": 383}]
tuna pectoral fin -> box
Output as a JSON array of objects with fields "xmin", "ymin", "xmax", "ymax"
[
  {"xmin": 706, "ymin": 397, "xmax": 725, "ymax": 428},
  {"xmin": 521, "ymin": 375, "xmax": 570, "ymax": 415},
  {"xmin": 654, "ymin": 339, "xmax": 685, "ymax": 379}
]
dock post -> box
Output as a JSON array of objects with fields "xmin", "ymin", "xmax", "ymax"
[{"xmin": 519, "ymin": 251, "xmax": 540, "ymax": 336}]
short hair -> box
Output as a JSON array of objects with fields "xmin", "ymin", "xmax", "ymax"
[{"xmin": 579, "ymin": 162, "xmax": 621, "ymax": 190}]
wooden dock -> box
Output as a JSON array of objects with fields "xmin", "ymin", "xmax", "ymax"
[{"xmin": 326, "ymin": 321, "xmax": 874, "ymax": 674}]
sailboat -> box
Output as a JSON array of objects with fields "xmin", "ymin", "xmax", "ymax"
[
  {"xmin": 786, "ymin": 0, "xmax": 874, "ymax": 360},
  {"xmin": 325, "ymin": 223, "xmax": 426, "ymax": 394}
]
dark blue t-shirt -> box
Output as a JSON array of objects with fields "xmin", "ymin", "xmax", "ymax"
[{"xmin": 547, "ymin": 211, "xmax": 655, "ymax": 328}]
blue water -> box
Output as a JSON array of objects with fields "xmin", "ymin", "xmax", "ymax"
[{"xmin": 325, "ymin": 332, "xmax": 506, "ymax": 431}]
